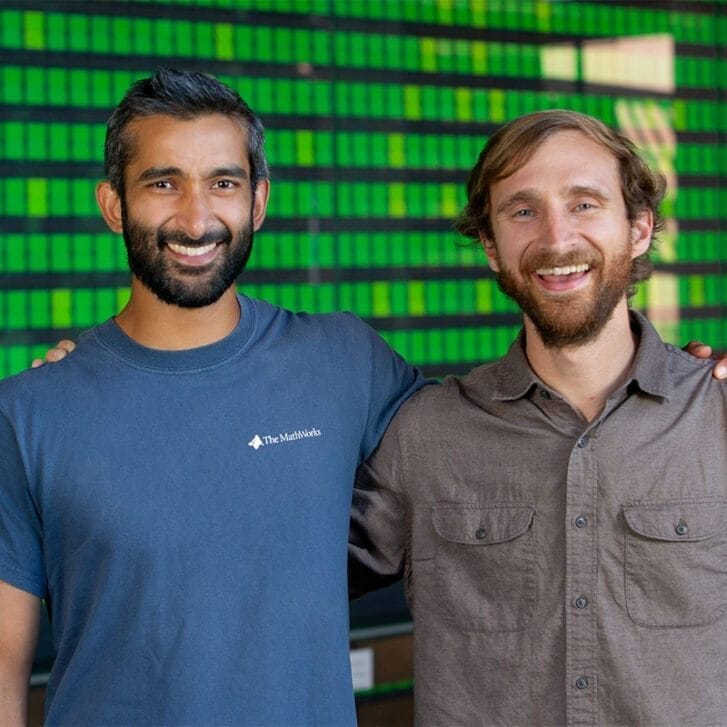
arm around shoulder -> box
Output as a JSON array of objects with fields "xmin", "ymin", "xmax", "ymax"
[
  {"xmin": 683, "ymin": 341, "xmax": 727, "ymax": 380},
  {"xmin": 0, "ymin": 580, "xmax": 41, "ymax": 727},
  {"xmin": 349, "ymin": 404, "xmax": 412, "ymax": 600}
]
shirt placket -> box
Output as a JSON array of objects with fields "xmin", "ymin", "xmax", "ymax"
[{"xmin": 564, "ymin": 427, "xmax": 599, "ymax": 725}]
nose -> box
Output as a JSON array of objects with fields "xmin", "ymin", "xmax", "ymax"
[
  {"xmin": 175, "ymin": 187, "xmax": 214, "ymax": 240},
  {"xmin": 539, "ymin": 208, "xmax": 577, "ymax": 252}
]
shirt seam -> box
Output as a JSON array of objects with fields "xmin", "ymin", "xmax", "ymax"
[{"xmin": 91, "ymin": 297, "xmax": 257, "ymax": 375}]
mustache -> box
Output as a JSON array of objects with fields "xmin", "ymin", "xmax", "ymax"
[
  {"xmin": 156, "ymin": 227, "xmax": 232, "ymax": 248},
  {"xmin": 521, "ymin": 249, "xmax": 599, "ymax": 274}
]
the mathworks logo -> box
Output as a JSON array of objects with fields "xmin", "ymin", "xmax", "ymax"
[
  {"xmin": 248, "ymin": 434, "xmax": 264, "ymax": 450},
  {"xmin": 248, "ymin": 428, "xmax": 322, "ymax": 451}
]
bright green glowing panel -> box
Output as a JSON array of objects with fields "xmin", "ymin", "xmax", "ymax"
[{"xmin": 0, "ymin": 0, "xmax": 724, "ymax": 379}]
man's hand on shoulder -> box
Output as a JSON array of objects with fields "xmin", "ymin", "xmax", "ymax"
[
  {"xmin": 31, "ymin": 340, "xmax": 76, "ymax": 368},
  {"xmin": 684, "ymin": 341, "xmax": 726, "ymax": 380}
]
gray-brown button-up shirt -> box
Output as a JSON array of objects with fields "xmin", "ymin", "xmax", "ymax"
[{"xmin": 351, "ymin": 312, "xmax": 727, "ymax": 726}]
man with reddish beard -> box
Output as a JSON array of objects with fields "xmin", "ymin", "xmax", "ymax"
[
  {"xmin": 350, "ymin": 110, "xmax": 727, "ymax": 725},
  {"xmin": 6, "ymin": 90, "xmax": 725, "ymax": 726},
  {"xmin": 0, "ymin": 69, "xmax": 425, "ymax": 725}
]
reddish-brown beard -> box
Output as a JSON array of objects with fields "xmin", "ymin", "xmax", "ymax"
[{"xmin": 494, "ymin": 244, "xmax": 634, "ymax": 349}]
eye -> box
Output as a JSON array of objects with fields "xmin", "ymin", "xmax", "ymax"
[
  {"xmin": 149, "ymin": 180, "xmax": 173, "ymax": 190},
  {"xmin": 513, "ymin": 208, "xmax": 533, "ymax": 218},
  {"xmin": 575, "ymin": 201, "xmax": 596, "ymax": 211},
  {"xmin": 213, "ymin": 179, "xmax": 238, "ymax": 190}
]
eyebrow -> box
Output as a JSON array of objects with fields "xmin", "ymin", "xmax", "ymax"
[
  {"xmin": 135, "ymin": 165, "xmax": 249, "ymax": 182},
  {"xmin": 208, "ymin": 165, "xmax": 249, "ymax": 180},
  {"xmin": 136, "ymin": 166, "xmax": 182, "ymax": 182},
  {"xmin": 568, "ymin": 184, "xmax": 611, "ymax": 201},
  {"xmin": 494, "ymin": 189, "xmax": 539, "ymax": 216}
]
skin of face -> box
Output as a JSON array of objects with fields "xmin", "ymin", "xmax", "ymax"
[
  {"xmin": 482, "ymin": 130, "xmax": 652, "ymax": 348},
  {"xmin": 96, "ymin": 113, "xmax": 269, "ymax": 308}
]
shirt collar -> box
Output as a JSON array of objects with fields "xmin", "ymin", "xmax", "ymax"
[
  {"xmin": 624, "ymin": 309, "xmax": 672, "ymax": 401},
  {"xmin": 492, "ymin": 330, "xmax": 540, "ymax": 401},
  {"xmin": 490, "ymin": 310, "xmax": 671, "ymax": 403}
]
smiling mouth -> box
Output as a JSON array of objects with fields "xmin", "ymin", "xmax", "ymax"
[
  {"xmin": 535, "ymin": 263, "xmax": 591, "ymax": 277},
  {"xmin": 166, "ymin": 242, "xmax": 218, "ymax": 257}
]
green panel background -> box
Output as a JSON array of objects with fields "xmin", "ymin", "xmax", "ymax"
[{"xmin": 0, "ymin": 0, "xmax": 724, "ymax": 379}]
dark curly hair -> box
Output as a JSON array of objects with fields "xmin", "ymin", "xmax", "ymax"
[
  {"xmin": 454, "ymin": 109, "xmax": 666, "ymax": 297},
  {"xmin": 104, "ymin": 68, "xmax": 269, "ymax": 196}
]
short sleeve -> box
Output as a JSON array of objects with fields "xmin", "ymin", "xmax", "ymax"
[
  {"xmin": 357, "ymin": 318, "xmax": 429, "ymax": 463},
  {"xmin": 0, "ymin": 409, "xmax": 45, "ymax": 597}
]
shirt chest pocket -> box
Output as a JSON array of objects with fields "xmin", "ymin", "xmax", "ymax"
[
  {"xmin": 623, "ymin": 500, "xmax": 727, "ymax": 628},
  {"xmin": 431, "ymin": 504, "xmax": 535, "ymax": 632}
]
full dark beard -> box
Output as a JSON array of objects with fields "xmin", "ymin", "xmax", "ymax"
[
  {"xmin": 122, "ymin": 216, "xmax": 254, "ymax": 309},
  {"xmin": 495, "ymin": 245, "xmax": 634, "ymax": 349}
]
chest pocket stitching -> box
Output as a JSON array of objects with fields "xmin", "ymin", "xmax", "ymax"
[
  {"xmin": 429, "ymin": 503, "xmax": 537, "ymax": 633},
  {"xmin": 623, "ymin": 500, "xmax": 726, "ymax": 542},
  {"xmin": 432, "ymin": 504, "xmax": 534, "ymax": 545},
  {"xmin": 622, "ymin": 499, "xmax": 727, "ymax": 628}
]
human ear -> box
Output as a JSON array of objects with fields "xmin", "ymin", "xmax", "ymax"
[
  {"xmin": 479, "ymin": 232, "xmax": 500, "ymax": 272},
  {"xmin": 96, "ymin": 181, "xmax": 124, "ymax": 234},
  {"xmin": 629, "ymin": 209, "xmax": 653, "ymax": 259},
  {"xmin": 251, "ymin": 179, "xmax": 270, "ymax": 232}
]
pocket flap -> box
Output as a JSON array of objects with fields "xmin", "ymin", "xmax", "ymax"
[
  {"xmin": 432, "ymin": 504, "xmax": 534, "ymax": 545},
  {"xmin": 623, "ymin": 500, "xmax": 727, "ymax": 542}
]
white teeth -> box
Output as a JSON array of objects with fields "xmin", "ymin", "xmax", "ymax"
[
  {"xmin": 536, "ymin": 263, "xmax": 590, "ymax": 276},
  {"xmin": 167, "ymin": 242, "xmax": 217, "ymax": 257}
]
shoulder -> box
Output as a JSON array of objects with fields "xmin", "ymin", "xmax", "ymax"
[
  {"xmin": 387, "ymin": 358, "xmax": 506, "ymax": 431},
  {"xmin": 634, "ymin": 312, "xmax": 723, "ymax": 395},
  {"xmin": 663, "ymin": 341, "xmax": 719, "ymax": 374},
  {"xmin": 388, "ymin": 374, "xmax": 463, "ymax": 426},
  {"xmin": 246, "ymin": 295, "xmax": 365, "ymax": 334},
  {"xmin": 0, "ymin": 365, "xmax": 57, "ymax": 427},
  {"xmin": 0, "ymin": 327, "xmax": 104, "ymax": 408},
  {"xmin": 662, "ymin": 343, "xmax": 727, "ymax": 401},
  {"xmin": 0, "ymin": 368, "xmax": 32, "ymax": 409},
  {"xmin": 630, "ymin": 322, "xmax": 727, "ymax": 417},
  {"xmin": 293, "ymin": 310, "xmax": 376, "ymax": 343},
  {"xmin": 408, "ymin": 359, "xmax": 502, "ymax": 406},
  {"xmin": 245, "ymin": 295, "xmax": 395, "ymax": 356},
  {"xmin": 0, "ymin": 354, "xmax": 74, "ymax": 400}
]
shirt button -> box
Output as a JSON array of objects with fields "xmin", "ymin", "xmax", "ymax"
[
  {"xmin": 540, "ymin": 389, "xmax": 551, "ymax": 399},
  {"xmin": 575, "ymin": 596, "xmax": 588, "ymax": 609},
  {"xmin": 574, "ymin": 515, "xmax": 587, "ymax": 528},
  {"xmin": 576, "ymin": 436, "xmax": 589, "ymax": 448},
  {"xmin": 475, "ymin": 527, "xmax": 487, "ymax": 540},
  {"xmin": 575, "ymin": 677, "xmax": 589, "ymax": 690},
  {"xmin": 675, "ymin": 520, "xmax": 688, "ymax": 536}
]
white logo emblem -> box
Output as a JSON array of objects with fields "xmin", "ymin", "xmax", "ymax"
[
  {"xmin": 247, "ymin": 427, "xmax": 322, "ymax": 452},
  {"xmin": 248, "ymin": 434, "xmax": 264, "ymax": 450}
]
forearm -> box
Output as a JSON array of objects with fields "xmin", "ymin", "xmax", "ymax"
[
  {"xmin": 348, "ymin": 542, "xmax": 405, "ymax": 600},
  {"xmin": 0, "ymin": 671, "xmax": 30, "ymax": 727},
  {"xmin": 0, "ymin": 581, "xmax": 40, "ymax": 727},
  {"xmin": 349, "ymin": 460, "xmax": 409, "ymax": 599}
]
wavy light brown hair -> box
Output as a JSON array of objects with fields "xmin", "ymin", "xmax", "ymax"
[{"xmin": 454, "ymin": 110, "xmax": 667, "ymax": 296}]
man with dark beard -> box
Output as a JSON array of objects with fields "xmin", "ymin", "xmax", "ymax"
[
  {"xmin": 350, "ymin": 110, "xmax": 727, "ymax": 725},
  {"xmin": 0, "ymin": 69, "xmax": 425, "ymax": 725}
]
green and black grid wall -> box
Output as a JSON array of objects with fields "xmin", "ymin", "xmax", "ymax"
[{"xmin": 1, "ymin": 0, "xmax": 724, "ymax": 379}]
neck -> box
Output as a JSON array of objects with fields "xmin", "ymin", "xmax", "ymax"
[
  {"xmin": 114, "ymin": 279, "xmax": 241, "ymax": 350},
  {"xmin": 524, "ymin": 300, "xmax": 638, "ymax": 422}
]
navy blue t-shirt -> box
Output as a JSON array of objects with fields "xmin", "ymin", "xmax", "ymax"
[{"xmin": 0, "ymin": 295, "xmax": 425, "ymax": 725}]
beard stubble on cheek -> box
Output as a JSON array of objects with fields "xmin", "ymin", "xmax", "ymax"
[{"xmin": 494, "ymin": 243, "xmax": 635, "ymax": 348}]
